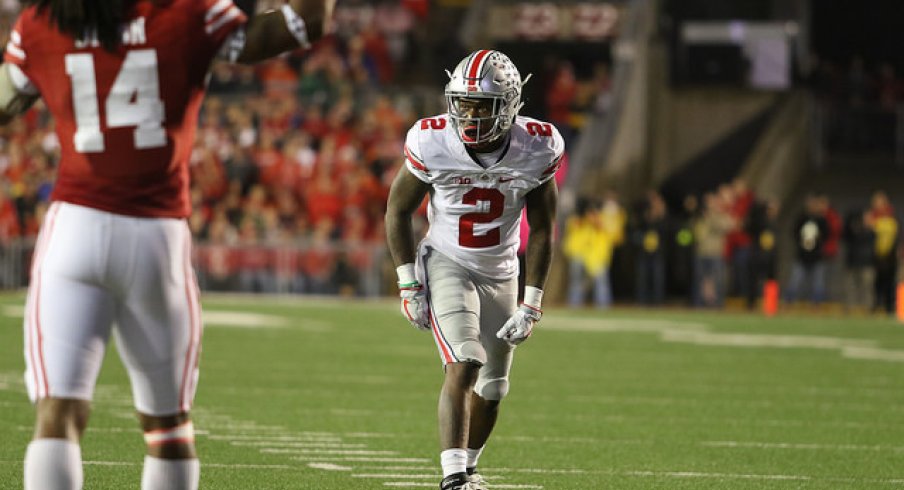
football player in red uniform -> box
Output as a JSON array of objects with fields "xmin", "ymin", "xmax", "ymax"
[{"xmin": 0, "ymin": 1, "xmax": 334, "ymax": 488}]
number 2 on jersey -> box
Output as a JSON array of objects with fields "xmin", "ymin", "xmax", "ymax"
[
  {"xmin": 459, "ymin": 188, "xmax": 505, "ymax": 248},
  {"xmin": 65, "ymin": 49, "xmax": 166, "ymax": 153}
]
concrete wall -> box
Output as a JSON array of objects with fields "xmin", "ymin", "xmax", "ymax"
[{"xmin": 647, "ymin": 82, "xmax": 778, "ymax": 188}]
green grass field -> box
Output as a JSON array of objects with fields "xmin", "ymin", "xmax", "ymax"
[{"xmin": 2, "ymin": 292, "xmax": 904, "ymax": 489}]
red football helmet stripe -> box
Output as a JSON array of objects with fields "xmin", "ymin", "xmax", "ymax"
[{"xmin": 466, "ymin": 50, "xmax": 491, "ymax": 89}]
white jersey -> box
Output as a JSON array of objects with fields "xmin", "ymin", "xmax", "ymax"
[{"xmin": 404, "ymin": 114, "xmax": 565, "ymax": 279}]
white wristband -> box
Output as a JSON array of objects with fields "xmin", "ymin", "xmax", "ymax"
[
  {"xmin": 523, "ymin": 286, "xmax": 543, "ymax": 309},
  {"xmin": 280, "ymin": 4, "xmax": 312, "ymax": 49},
  {"xmin": 396, "ymin": 263, "xmax": 417, "ymax": 285}
]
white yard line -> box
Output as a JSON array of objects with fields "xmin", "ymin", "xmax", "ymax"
[
  {"xmin": 383, "ymin": 484, "xmax": 542, "ymax": 489},
  {"xmin": 2, "ymin": 305, "xmax": 23, "ymax": 318},
  {"xmin": 231, "ymin": 441, "xmax": 367, "ymax": 449},
  {"xmin": 308, "ymin": 463, "xmax": 353, "ymax": 471},
  {"xmin": 483, "ymin": 468, "xmax": 587, "ymax": 474},
  {"xmin": 842, "ymin": 346, "xmax": 904, "ymax": 362},
  {"xmin": 4, "ymin": 460, "xmax": 902, "ymax": 486},
  {"xmin": 205, "ymin": 463, "xmax": 295, "ymax": 470},
  {"xmin": 292, "ymin": 456, "xmax": 432, "ymax": 463},
  {"xmin": 353, "ymin": 474, "xmax": 438, "ymax": 479},
  {"xmin": 81, "ymin": 461, "xmax": 295, "ymax": 470},
  {"xmin": 206, "ymin": 434, "xmax": 341, "ymax": 443},
  {"xmin": 615, "ymin": 469, "xmax": 904, "ymax": 485},
  {"xmin": 2, "ymin": 304, "xmax": 315, "ymax": 330},
  {"xmin": 343, "ymin": 432, "xmax": 396, "ymax": 438},
  {"xmin": 260, "ymin": 448, "xmax": 397, "ymax": 455},
  {"xmin": 702, "ymin": 441, "xmax": 904, "ymax": 452},
  {"xmin": 623, "ymin": 470, "xmax": 813, "ymax": 481}
]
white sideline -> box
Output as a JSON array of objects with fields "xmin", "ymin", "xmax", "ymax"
[{"xmin": 542, "ymin": 315, "xmax": 904, "ymax": 364}]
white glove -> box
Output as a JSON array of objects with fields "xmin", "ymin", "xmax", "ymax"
[
  {"xmin": 399, "ymin": 283, "xmax": 430, "ymax": 331},
  {"xmin": 496, "ymin": 287, "xmax": 544, "ymax": 346},
  {"xmin": 396, "ymin": 263, "xmax": 430, "ymax": 331},
  {"xmin": 496, "ymin": 304, "xmax": 541, "ymax": 345}
]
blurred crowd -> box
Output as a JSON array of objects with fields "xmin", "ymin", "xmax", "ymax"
[
  {"xmin": 0, "ymin": 2, "xmax": 614, "ymax": 298},
  {"xmin": 808, "ymin": 54, "xmax": 904, "ymax": 153},
  {"xmin": 0, "ymin": 1, "xmax": 428, "ymax": 296},
  {"xmin": 544, "ymin": 60, "xmax": 613, "ymax": 149},
  {"xmin": 564, "ymin": 180, "xmax": 901, "ymax": 315}
]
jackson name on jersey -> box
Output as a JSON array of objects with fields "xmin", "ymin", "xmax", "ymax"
[{"xmin": 404, "ymin": 114, "xmax": 564, "ymax": 280}]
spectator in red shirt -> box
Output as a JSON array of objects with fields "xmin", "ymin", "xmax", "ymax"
[
  {"xmin": 0, "ymin": 185, "xmax": 21, "ymax": 243},
  {"xmin": 727, "ymin": 178, "xmax": 754, "ymax": 299},
  {"xmin": 301, "ymin": 219, "xmax": 337, "ymax": 293},
  {"xmin": 305, "ymin": 168, "xmax": 344, "ymax": 226},
  {"xmin": 546, "ymin": 61, "xmax": 578, "ymax": 145},
  {"xmin": 253, "ymin": 129, "xmax": 287, "ymax": 187}
]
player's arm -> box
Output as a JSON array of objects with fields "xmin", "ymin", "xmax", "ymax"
[
  {"xmin": 385, "ymin": 166, "xmax": 431, "ymax": 267},
  {"xmin": 523, "ymin": 178, "xmax": 558, "ymax": 290},
  {"xmin": 0, "ymin": 64, "xmax": 39, "ymax": 125},
  {"xmin": 385, "ymin": 165, "xmax": 432, "ymax": 331},
  {"xmin": 235, "ymin": 0, "xmax": 335, "ymax": 64},
  {"xmin": 497, "ymin": 178, "xmax": 558, "ymax": 345}
]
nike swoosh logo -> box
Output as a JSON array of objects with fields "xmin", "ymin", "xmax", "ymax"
[{"xmin": 498, "ymin": 177, "xmax": 515, "ymax": 183}]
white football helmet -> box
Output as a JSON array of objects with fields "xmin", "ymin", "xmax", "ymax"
[{"xmin": 445, "ymin": 50, "xmax": 530, "ymax": 146}]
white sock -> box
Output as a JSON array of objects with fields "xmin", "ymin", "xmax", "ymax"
[
  {"xmin": 466, "ymin": 446, "xmax": 484, "ymax": 469},
  {"xmin": 440, "ymin": 448, "xmax": 467, "ymax": 478},
  {"xmin": 24, "ymin": 439, "xmax": 83, "ymax": 490},
  {"xmin": 141, "ymin": 456, "xmax": 199, "ymax": 490}
]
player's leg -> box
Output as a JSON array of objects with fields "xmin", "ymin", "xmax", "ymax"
[
  {"xmin": 112, "ymin": 217, "xmax": 201, "ymax": 490},
  {"xmin": 23, "ymin": 203, "xmax": 116, "ymax": 490},
  {"xmin": 137, "ymin": 411, "xmax": 198, "ymax": 489},
  {"xmin": 421, "ymin": 248, "xmax": 485, "ymax": 489},
  {"xmin": 25, "ymin": 399, "xmax": 90, "ymax": 490},
  {"xmin": 439, "ymin": 362, "xmax": 481, "ymax": 475},
  {"xmin": 466, "ymin": 275, "xmax": 518, "ymax": 486}
]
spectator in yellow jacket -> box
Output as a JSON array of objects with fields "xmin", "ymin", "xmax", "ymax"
[
  {"xmin": 565, "ymin": 194, "xmax": 626, "ymax": 308},
  {"xmin": 867, "ymin": 191, "xmax": 899, "ymax": 314}
]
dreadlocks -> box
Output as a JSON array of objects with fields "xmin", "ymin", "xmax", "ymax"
[{"xmin": 21, "ymin": 0, "xmax": 139, "ymax": 50}]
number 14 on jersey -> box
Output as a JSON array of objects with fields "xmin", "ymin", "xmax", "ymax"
[{"xmin": 65, "ymin": 49, "xmax": 166, "ymax": 153}]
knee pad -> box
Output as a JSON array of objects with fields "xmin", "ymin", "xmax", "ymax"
[
  {"xmin": 452, "ymin": 339, "xmax": 487, "ymax": 366},
  {"xmin": 144, "ymin": 421, "xmax": 194, "ymax": 448},
  {"xmin": 474, "ymin": 377, "xmax": 509, "ymax": 401}
]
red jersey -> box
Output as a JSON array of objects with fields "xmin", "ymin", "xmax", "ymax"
[{"xmin": 4, "ymin": 0, "xmax": 247, "ymax": 218}]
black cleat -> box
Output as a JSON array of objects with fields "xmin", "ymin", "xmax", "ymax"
[{"xmin": 440, "ymin": 472, "xmax": 475, "ymax": 490}]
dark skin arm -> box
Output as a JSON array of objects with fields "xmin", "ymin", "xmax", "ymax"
[
  {"xmin": 236, "ymin": 0, "xmax": 335, "ymax": 64},
  {"xmin": 385, "ymin": 165, "xmax": 431, "ymax": 267},
  {"xmin": 523, "ymin": 178, "xmax": 558, "ymax": 290}
]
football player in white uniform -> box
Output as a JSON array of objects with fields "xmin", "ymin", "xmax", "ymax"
[{"xmin": 385, "ymin": 49, "xmax": 563, "ymax": 490}]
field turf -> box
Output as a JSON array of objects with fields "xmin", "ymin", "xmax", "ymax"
[{"xmin": 1, "ymin": 292, "xmax": 904, "ymax": 489}]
